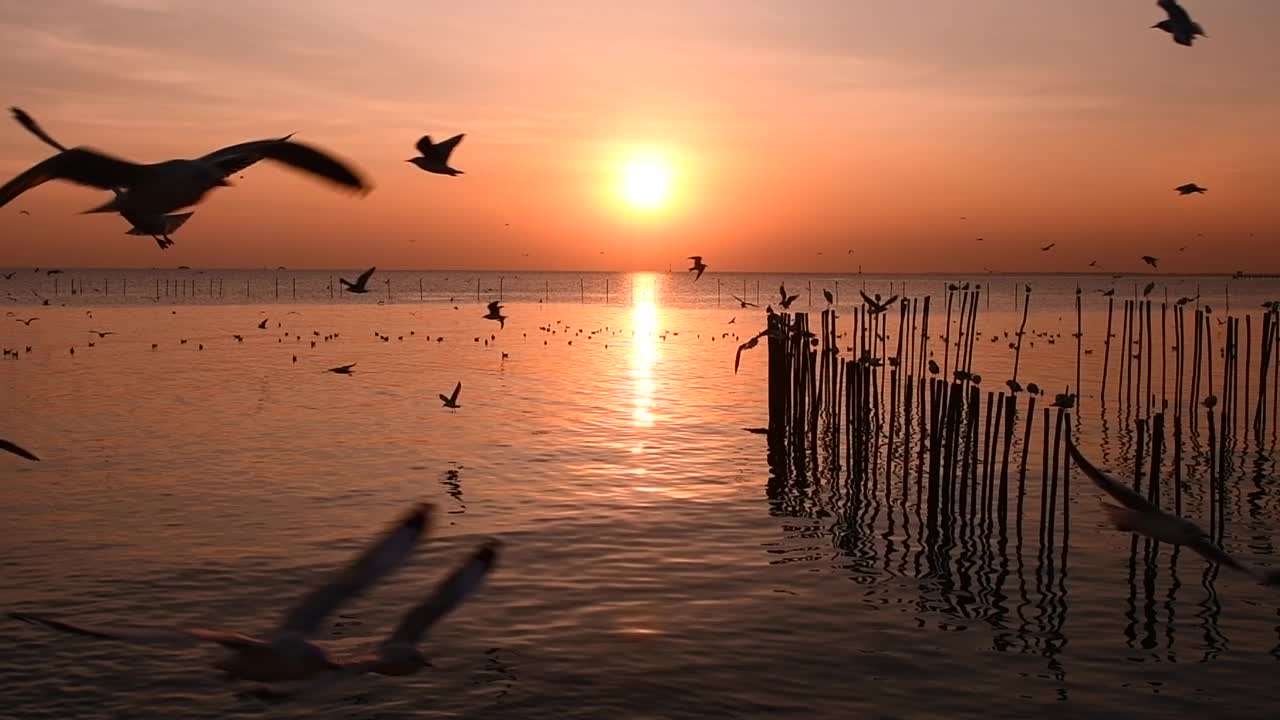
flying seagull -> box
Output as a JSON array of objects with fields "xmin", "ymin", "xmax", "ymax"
[
  {"xmin": 9, "ymin": 506, "xmax": 503, "ymax": 683},
  {"xmin": 1143, "ymin": 282, "xmax": 1156, "ymax": 297},
  {"xmin": 687, "ymin": 256, "xmax": 707, "ymax": 281},
  {"xmin": 1153, "ymin": 0, "xmax": 1207, "ymax": 47},
  {"xmin": 327, "ymin": 363, "xmax": 357, "ymax": 375},
  {"xmin": 483, "ymin": 301, "xmax": 507, "ymax": 329},
  {"xmin": 408, "ymin": 134, "xmax": 465, "ymax": 176},
  {"xmin": 778, "ymin": 284, "xmax": 799, "ymax": 310},
  {"xmin": 340, "ymin": 266, "xmax": 376, "ymax": 294},
  {"xmin": 734, "ymin": 330, "xmax": 767, "ymax": 374},
  {"xmin": 860, "ymin": 291, "xmax": 898, "ymax": 316},
  {"xmin": 1, "ymin": 438, "xmax": 40, "ymax": 461},
  {"xmin": 0, "ymin": 133, "xmax": 369, "ymax": 216},
  {"xmin": 15, "ymin": 317, "xmax": 38, "ymax": 325},
  {"xmin": 1068, "ymin": 441, "xmax": 1278, "ymax": 586},
  {"xmin": 1040, "ymin": 243, "xmax": 1056, "ymax": 252},
  {"xmin": 729, "ymin": 294, "xmax": 757, "ymax": 309},
  {"xmin": 439, "ymin": 381, "xmax": 462, "ymax": 409},
  {"xmin": 823, "ymin": 289, "xmax": 834, "ymax": 305},
  {"xmin": 1175, "ymin": 183, "xmax": 1206, "ymax": 195},
  {"xmin": 257, "ymin": 318, "xmax": 269, "ymax": 329},
  {"xmin": 10, "ymin": 107, "xmax": 196, "ymax": 249},
  {"xmin": 1142, "ymin": 256, "xmax": 1159, "ymax": 268}
]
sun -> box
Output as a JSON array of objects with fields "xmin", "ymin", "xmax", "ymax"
[{"xmin": 619, "ymin": 155, "xmax": 672, "ymax": 210}]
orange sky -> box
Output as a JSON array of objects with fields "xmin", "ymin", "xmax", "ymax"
[{"xmin": 0, "ymin": 0, "xmax": 1278, "ymax": 273}]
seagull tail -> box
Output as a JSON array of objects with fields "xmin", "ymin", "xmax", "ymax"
[{"xmin": 125, "ymin": 213, "xmax": 194, "ymax": 236}]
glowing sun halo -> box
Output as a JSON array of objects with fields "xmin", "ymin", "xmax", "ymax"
[{"xmin": 619, "ymin": 158, "xmax": 672, "ymax": 210}]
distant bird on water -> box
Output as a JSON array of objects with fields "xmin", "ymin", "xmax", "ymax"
[
  {"xmin": 0, "ymin": 131, "xmax": 369, "ymax": 216},
  {"xmin": 408, "ymin": 134, "xmax": 465, "ymax": 176},
  {"xmin": 1142, "ymin": 256, "xmax": 1159, "ymax": 268},
  {"xmin": 340, "ymin": 266, "xmax": 376, "ymax": 294},
  {"xmin": 1175, "ymin": 183, "xmax": 1207, "ymax": 195},
  {"xmin": 687, "ymin": 256, "xmax": 707, "ymax": 281},
  {"xmin": 483, "ymin": 301, "xmax": 507, "ymax": 329},
  {"xmin": 439, "ymin": 382, "xmax": 462, "ymax": 409},
  {"xmin": 1153, "ymin": 0, "xmax": 1207, "ymax": 47},
  {"xmin": 1069, "ymin": 441, "xmax": 1279, "ymax": 586},
  {"xmin": 328, "ymin": 363, "xmax": 357, "ymax": 375},
  {"xmin": 8, "ymin": 506, "xmax": 503, "ymax": 683},
  {"xmin": 1, "ymin": 438, "xmax": 39, "ymax": 461}
]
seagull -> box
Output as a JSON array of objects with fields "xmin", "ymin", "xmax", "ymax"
[
  {"xmin": 1052, "ymin": 392, "xmax": 1076, "ymax": 409},
  {"xmin": 10, "ymin": 107, "xmax": 196, "ymax": 248},
  {"xmin": 483, "ymin": 301, "xmax": 507, "ymax": 329},
  {"xmin": 1143, "ymin": 282, "xmax": 1155, "ymax": 297},
  {"xmin": 1, "ymin": 438, "xmax": 39, "ymax": 461},
  {"xmin": 1068, "ymin": 441, "xmax": 1278, "ymax": 586},
  {"xmin": 15, "ymin": 317, "xmax": 38, "ymax": 325},
  {"xmin": 859, "ymin": 291, "xmax": 898, "ymax": 316},
  {"xmin": 327, "ymin": 363, "xmax": 357, "ymax": 375},
  {"xmin": 687, "ymin": 256, "xmax": 707, "ymax": 281},
  {"xmin": 9, "ymin": 506, "xmax": 503, "ymax": 684},
  {"xmin": 1040, "ymin": 243, "xmax": 1056, "ymax": 252},
  {"xmin": 89, "ymin": 330, "xmax": 115, "ymax": 338},
  {"xmin": 1175, "ymin": 183, "xmax": 1207, "ymax": 195},
  {"xmin": 1, "ymin": 272, "xmax": 14, "ymax": 280},
  {"xmin": 257, "ymin": 318, "xmax": 269, "ymax": 329},
  {"xmin": 1153, "ymin": 0, "xmax": 1207, "ymax": 47},
  {"xmin": 408, "ymin": 134, "xmax": 465, "ymax": 176},
  {"xmin": 822, "ymin": 289, "xmax": 834, "ymax": 305},
  {"xmin": 778, "ymin": 284, "xmax": 799, "ymax": 310},
  {"xmin": 439, "ymin": 382, "xmax": 462, "ymax": 409},
  {"xmin": 734, "ymin": 330, "xmax": 767, "ymax": 374},
  {"xmin": 729, "ymin": 294, "xmax": 757, "ymax": 309},
  {"xmin": 340, "ymin": 267, "xmax": 376, "ymax": 294},
  {"xmin": 928, "ymin": 359, "xmax": 940, "ymax": 375},
  {"xmin": 1142, "ymin": 256, "xmax": 1159, "ymax": 268},
  {"xmin": 0, "ymin": 133, "xmax": 369, "ymax": 216}
]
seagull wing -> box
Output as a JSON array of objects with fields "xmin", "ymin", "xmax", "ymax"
[
  {"xmin": 1067, "ymin": 441, "xmax": 1161, "ymax": 515},
  {"xmin": 1186, "ymin": 535, "xmax": 1257, "ymax": 577},
  {"xmin": 355, "ymin": 266, "xmax": 377, "ymax": 288},
  {"xmin": 859, "ymin": 290, "xmax": 875, "ymax": 307},
  {"xmin": 1158, "ymin": 0, "xmax": 1192, "ymax": 25},
  {"xmin": 273, "ymin": 504, "xmax": 431, "ymax": 639},
  {"xmin": 381, "ymin": 540, "xmax": 499, "ymax": 650},
  {"xmin": 200, "ymin": 139, "xmax": 368, "ymax": 191},
  {"xmin": 432, "ymin": 134, "xmax": 464, "ymax": 162},
  {"xmin": 487, "ymin": 300, "xmax": 501, "ymax": 314},
  {"xmin": 734, "ymin": 343, "xmax": 745, "ymax": 374},
  {"xmin": 0, "ymin": 438, "xmax": 39, "ymax": 461},
  {"xmin": 10, "ymin": 107, "xmax": 68, "ymax": 152},
  {"xmin": 449, "ymin": 381, "xmax": 462, "ymax": 404},
  {"xmin": 0, "ymin": 149, "xmax": 147, "ymax": 209},
  {"xmin": 688, "ymin": 256, "xmax": 702, "ymax": 264},
  {"xmin": 415, "ymin": 135, "xmax": 436, "ymax": 156},
  {"xmin": 9, "ymin": 612, "xmax": 261, "ymax": 650}
]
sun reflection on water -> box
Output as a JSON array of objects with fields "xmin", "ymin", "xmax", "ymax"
[{"xmin": 630, "ymin": 273, "xmax": 660, "ymax": 428}]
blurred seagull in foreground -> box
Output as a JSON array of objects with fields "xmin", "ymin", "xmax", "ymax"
[
  {"xmin": 0, "ymin": 130, "xmax": 369, "ymax": 217},
  {"xmin": 408, "ymin": 134, "xmax": 465, "ymax": 176},
  {"xmin": 1, "ymin": 438, "xmax": 40, "ymax": 461},
  {"xmin": 10, "ymin": 107, "xmax": 196, "ymax": 249},
  {"xmin": 1153, "ymin": 0, "xmax": 1206, "ymax": 47},
  {"xmin": 439, "ymin": 382, "xmax": 462, "ymax": 409},
  {"xmin": 9, "ymin": 505, "xmax": 503, "ymax": 685},
  {"xmin": 340, "ymin": 266, "xmax": 376, "ymax": 294},
  {"xmin": 1175, "ymin": 183, "xmax": 1207, "ymax": 195},
  {"xmin": 687, "ymin": 256, "xmax": 707, "ymax": 281},
  {"xmin": 1068, "ymin": 440, "xmax": 1279, "ymax": 586},
  {"xmin": 483, "ymin": 301, "xmax": 507, "ymax": 329}
]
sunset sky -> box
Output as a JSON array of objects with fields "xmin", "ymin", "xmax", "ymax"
[{"xmin": 0, "ymin": 0, "xmax": 1277, "ymax": 272}]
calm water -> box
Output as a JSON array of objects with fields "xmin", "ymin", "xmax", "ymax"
[{"xmin": 2, "ymin": 270, "xmax": 1279, "ymax": 719}]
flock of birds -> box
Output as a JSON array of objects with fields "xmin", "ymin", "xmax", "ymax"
[{"xmin": 3, "ymin": 0, "xmax": 1278, "ymax": 701}]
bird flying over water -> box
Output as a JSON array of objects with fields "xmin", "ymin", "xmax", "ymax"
[
  {"xmin": 1068, "ymin": 441, "xmax": 1278, "ymax": 586},
  {"xmin": 859, "ymin": 291, "xmax": 897, "ymax": 316},
  {"xmin": 327, "ymin": 363, "xmax": 357, "ymax": 375},
  {"xmin": 8, "ymin": 505, "xmax": 503, "ymax": 684},
  {"xmin": 1143, "ymin": 282, "xmax": 1155, "ymax": 297},
  {"xmin": 408, "ymin": 134, "xmax": 465, "ymax": 176},
  {"xmin": 1175, "ymin": 183, "xmax": 1206, "ymax": 195},
  {"xmin": 1040, "ymin": 243, "xmax": 1056, "ymax": 252},
  {"xmin": 730, "ymin": 294, "xmax": 757, "ymax": 309},
  {"xmin": 1142, "ymin": 256, "xmax": 1159, "ymax": 268},
  {"xmin": 340, "ymin": 267, "xmax": 376, "ymax": 294},
  {"xmin": 439, "ymin": 382, "xmax": 462, "ymax": 409},
  {"xmin": 823, "ymin": 289, "xmax": 834, "ymax": 305},
  {"xmin": 778, "ymin": 284, "xmax": 799, "ymax": 310},
  {"xmin": 483, "ymin": 301, "xmax": 507, "ymax": 329},
  {"xmin": 15, "ymin": 317, "xmax": 38, "ymax": 325},
  {"xmin": 734, "ymin": 330, "xmax": 767, "ymax": 374},
  {"xmin": 1, "ymin": 438, "xmax": 40, "ymax": 461},
  {"xmin": 687, "ymin": 256, "xmax": 707, "ymax": 281},
  {"xmin": 1153, "ymin": 0, "xmax": 1207, "ymax": 47},
  {"xmin": 0, "ymin": 132, "xmax": 369, "ymax": 217}
]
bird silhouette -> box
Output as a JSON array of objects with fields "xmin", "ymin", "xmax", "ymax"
[
  {"xmin": 1142, "ymin": 256, "xmax": 1159, "ymax": 268},
  {"xmin": 778, "ymin": 284, "xmax": 799, "ymax": 310},
  {"xmin": 439, "ymin": 382, "xmax": 462, "ymax": 409},
  {"xmin": 1040, "ymin": 243, "xmax": 1056, "ymax": 252},
  {"xmin": 257, "ymin": 318, "xmax": 269, "ymax": 329},
  {"xmin": 1, "ymin": 272, "xmax": 14, "ymax": 279},
  {"xmin": 734, "ymin": 331, "xmax": 767, "ymax": 374},
  {"xmin": 89, "ymin": 330, "xmax": 115, "ymax": 338},
  {"xmin": 15, "ymin": 317, "xmax": 38, "ymax": 325},
  {"xmin": 408, "ymin": 134, "xmax": 465, "ymax": 176},
  {"xmin": 1153, "ymin": 0, "xmax": 1207, "ymax": 47},
  {"xmin": 928, "ymin": 359, "xmax": 940, "ymax": 375},
  {"xmin": 859, "ymin": 291, "xmax": 897, "ymax": 316},
  {"xmin": 340, "ymin": 266, "xmax": 376, "ymax": 294},
  {"xmin": 730, "ymin": 294, "xmax": 757, "ymax": 309},
  {"xmin": 687, "ymin": 256, "xmax": 707, "ymax": 281},
  {"xmin": 822, "ymin": 289, "xmax": 834, "ymax": 305},
  {"xmin": 1143, "ymin": 282, "xmax": 1155, "ymax": 297},
  {"xmin": 1175, "ymin": 183, "xmax": 1207, "ymax": 195},
  {"xmin": 327, "ymin": 363, "xmax": 357, "ymax": 375},
  {"xmin": 483, "ymin": 301, "xmax": 507, "ymax": 329},
  {"xmin": 1, "ymin": 438, "xmax": 39, "ymax": 461}
]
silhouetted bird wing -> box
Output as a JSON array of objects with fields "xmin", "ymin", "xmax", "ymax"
[
  {"xmin": 8, "ymin": 612, "xmax": 263, "ymax": 650},
  {"xmin": 273, "ymin": 505, "xmax": 431, "ymax": 639},
  {"xmin": 420, "ymin": 134, "xmax": 464, "ymax": 162},
  {"xmin": 355, "ymin": 266, "xmax": 376, "ymax": 287},
  {"xmin": 0, "ymin": 148, "xmax": 147, "ymax": 209},
  {"xmin": 859, "ymin": 290, "xmax": 876, "ymax": 306},
  {"xmin": 1067, "ymin": 441, "xmax": 1161, "ymax": 515},
  {"xmin": 381, "ymin": 541, "xmax": 498, "ymax": 649},
  {"xmin": 1158, "ymin": 0, "xmax": 1193, "ymax": 25},
  {"xmin": 10, "ymin": 107, "xmax": 68, "ymax": 152},
  {"xmin": 200, "ymin": 139, "xmax": 368, "ymax": 191},
  {"xmin": 0, "ymin": 438, "xmax": 39, "ymax": 461},
  {"xmin": 448, "ymin": 381, "xmax": 462, "ymax": 403},
  {"xmin": 487, "ymin": 300, "xmax": 501, "ymax": 314}
]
